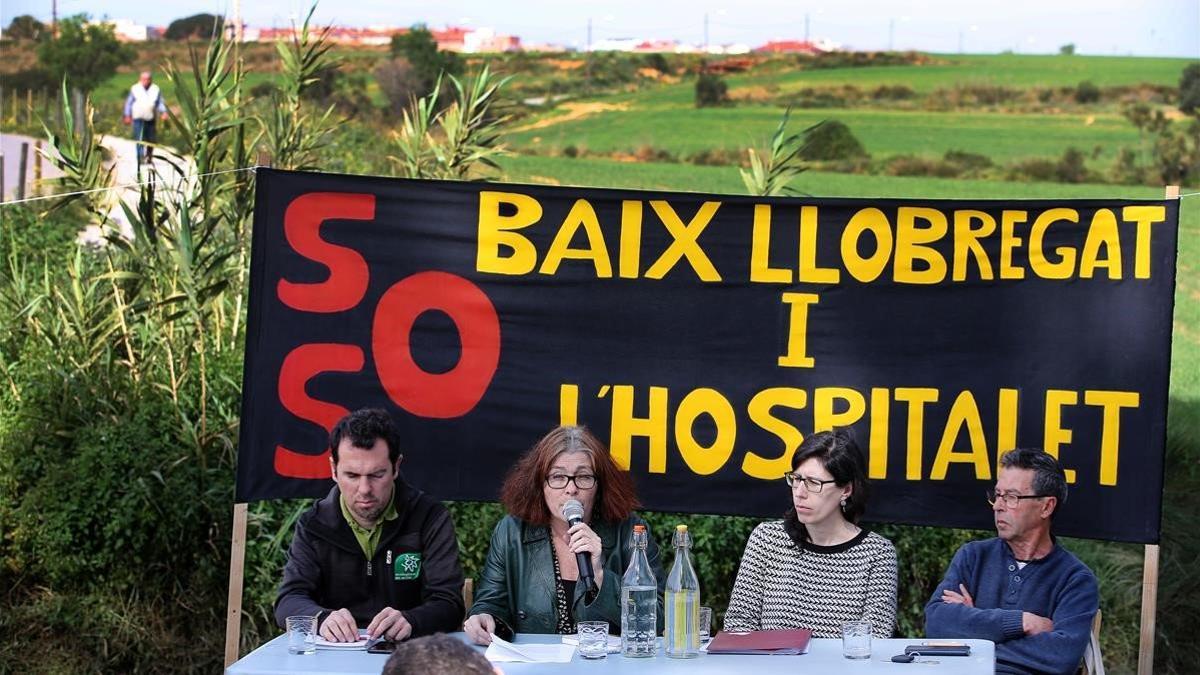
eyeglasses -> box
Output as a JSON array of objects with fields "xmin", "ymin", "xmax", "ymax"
[
  {"xmin": 783, "ymin": 473, "xmax": 838, "ymax": 493},
  {"xmin": 985, "ymin": 489, "xmax": 1047, "ymax": 509},
  {"xmin": 546, "ymin": 473, "xmax": 597, "ymax": 489}
]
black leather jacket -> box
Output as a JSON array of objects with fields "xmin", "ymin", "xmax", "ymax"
[{"xmin": 467, "ymin": 514, "xmax": 665, "ymax": 637}]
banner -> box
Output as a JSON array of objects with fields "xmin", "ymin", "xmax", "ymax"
[{"xmin": 237, "ymin": 168, "xmax": 1178, "ymax": 543}]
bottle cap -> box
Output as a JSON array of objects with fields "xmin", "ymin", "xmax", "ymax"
[
  {"xmin": 676, "ymin": 524, "xmax": 688, "ymax": 532},
  {"xmin": 633, "ymin": 524, "xmax": 645, "ymax": 533}
]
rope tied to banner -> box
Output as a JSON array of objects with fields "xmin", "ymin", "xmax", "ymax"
[
  {"xmin": 1, "ymin": 166, "xmax": 1195, "ymax": 207},
  {"xmin": 0, "ymin": 165, "xmax": 260, "ymax": 208}
]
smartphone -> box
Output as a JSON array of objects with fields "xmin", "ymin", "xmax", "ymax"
[
  {"xmin": 367, "ymin": 640, "xmax": 396, "ymax": 654},
  {"xmin": 904, "ymin": 644, "xmax": 971, "ymax": 656}
]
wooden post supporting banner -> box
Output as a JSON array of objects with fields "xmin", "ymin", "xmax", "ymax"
[
  {"xmin": 1137, "ymin": 183, "xmax": 1177, "ymax": 675},
  {"xmin": 33, "ymin": 140, "xmax": 43, "ymax": 187},
  {"xmin": 16, "ymin": 142, "xmax": 29, "ymax": 201},
  {"xmin": 1137, "ymin": 544, "xmax": 1160, "ymax": 675},
  {"xmin": 224, "ymin": 502, "xmax": 249, "ymax": 667}
]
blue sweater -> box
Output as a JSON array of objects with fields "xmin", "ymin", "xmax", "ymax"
[{"xmin": 924, "ymin": 538, "xmax": 1098, "ymax": 675}]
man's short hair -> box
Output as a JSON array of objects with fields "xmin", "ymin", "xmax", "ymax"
[
  {"xmin": 381, "ymin": 633, "xmax": 494, "ymax": 675},
  {"xmin": 999, "ymin": 448, "xmax": 1068, "ymax": 517},
  {"xmin": 328, "ymin": 408, "xmax": 402, "ymax": 465}
]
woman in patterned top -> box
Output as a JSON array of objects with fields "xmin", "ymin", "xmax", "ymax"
[
  {"xmin": 463, "ymin": 425, "xmax": 665, "ymax": 645},
  {"xmin": 724, "ymin": 429, "xmax": 898, "ymax": 638}
]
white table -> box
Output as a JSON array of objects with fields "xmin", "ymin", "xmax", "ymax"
[{"xmin": 226, "ymin": 633, "xmax": 995, "ymax": 674}]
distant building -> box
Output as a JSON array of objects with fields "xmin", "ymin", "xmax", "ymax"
[
  {"xmin": 462, "ymin": 27, "xmax": 521, "ymax": 53},
  {"xmin": 754, "ymin": 39, "xmax": 827, "ymax": 55},
  {"xmin": 100, "ymin": 18, "xmax": 156, "ymax": 41}
]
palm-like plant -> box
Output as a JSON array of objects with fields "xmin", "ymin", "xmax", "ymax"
[
  {"xmin": 740, "ymin": 108, "xmax": 813, "ymax": 197},
  {"xmin": 391, "ymin": 65, "xmax": 511, "ymax": 180}
]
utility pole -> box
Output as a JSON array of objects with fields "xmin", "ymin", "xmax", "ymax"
[
  {"xmin": 52, "ymin": 0, "xmax": 58, "ymax": 37},
  {"xmin": 232, "ymin": 0, "xmax": 243, "ymax": 43},
  {"xmin": 958, "ymin": 29, "xmax": 963, "ymax": 53},
  {"xmin": 704, "ymin": 13, "xmax": 709, "ymax": 52},
  {"xmin": 888, "ymin": 18, "xmax": 894, "ymax": 51},
  {"xmin": 585, "ymin": 18, "xmax": 592, "ymax": 93}
]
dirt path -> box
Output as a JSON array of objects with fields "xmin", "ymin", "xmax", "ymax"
[
  {"xmin": 510, "ymin": 101, "xmax": 630, "ymax": 133},
  {"xmin": 77, "ymin": 136, "xmax": 191, "ymax": 245}
]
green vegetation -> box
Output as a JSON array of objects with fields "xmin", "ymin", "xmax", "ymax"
[
  {"xmin": 1, "ymin": 26, "xmax": 1197, "ymax": 673},
  {"xmin": 36, "ymin": 15, "xmax": 136, "ymax": 93},
  {"xmin": 164, "ymin": 13, "xmax": 225, "ymax": 41},
  {"xmin": 390, "ymin": 24, "xmax": 464, "ymax": 98}
]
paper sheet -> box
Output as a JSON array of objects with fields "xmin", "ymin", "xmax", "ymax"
[
  {"xmin": 484, "ymin": 635, "xmax": 576, "ymax": 663},
  {"xmin": 313, "ymin": 630, "xmax": 370, "ymax": 650},
  {"xmin": 313, "ymin": 637, "xmax": 369, "ymax": 650}
]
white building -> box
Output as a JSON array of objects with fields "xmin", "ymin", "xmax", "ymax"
[{"xmin": 102, "ymin": 18, "xmax": 151, "ymax": 41}]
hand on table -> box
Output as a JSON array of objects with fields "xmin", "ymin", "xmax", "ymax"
[
  {"xmin": 319, "ymin": 608, "xmax": 359, "ymax": 642},
  {"xmin": 464, "ymin": 613, "xmax": 496, "ymax": 645},
  {"xmin": 367, "ymin": 607, "xmax": 412, "ymax": 642}
]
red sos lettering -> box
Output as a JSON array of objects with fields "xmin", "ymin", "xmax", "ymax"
[{"xmin": 273, "ymin": 192, "xmax": 501, "ymax": 479}]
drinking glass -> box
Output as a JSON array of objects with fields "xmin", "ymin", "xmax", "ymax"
[
  {"xmin": 286, "ymin": 615, "xmax": 317, "ymax": 655},
  {"xmin": 578, "ymin": 621, "xmax": 610, "ymax": 659},
  {"xmin": 841, "ymin": 620, "xmax": 871, "ymax": 659}
]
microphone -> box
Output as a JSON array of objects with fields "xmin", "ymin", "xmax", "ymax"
[{"xmin": 561, "ymin": 499, "xmax": 597, "ymax": 595}]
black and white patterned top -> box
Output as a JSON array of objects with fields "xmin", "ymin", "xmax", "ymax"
[{"xmin": 723, "ymin": 520, "xmax": 898, "ymax": 638}]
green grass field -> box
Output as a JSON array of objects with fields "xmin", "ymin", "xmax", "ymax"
[
  {"xmin": 507, "ymin": 106, "xmax": 1140, "ymax": 161},
  {"xmin": 501, "ymin": 52, "xmax": 1195, "ymax": 165},
  {"xmin": 729, "ymin": 53, "xmax": 1195, "ymax": 94}
]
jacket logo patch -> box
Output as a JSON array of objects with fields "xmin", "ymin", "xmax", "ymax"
[{"xmin": 394, "ymin": 553, "xmax": 421, "ymax": 581}]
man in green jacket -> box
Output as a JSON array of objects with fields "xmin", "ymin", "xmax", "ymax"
[{"xmin": 274, "ymin": 409, "xmax": 464, "ymax": 642}]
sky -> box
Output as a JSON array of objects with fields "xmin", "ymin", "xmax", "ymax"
[{"xmin": 4, "ymin": 0, "xmax": 1198, "ymax": 56}]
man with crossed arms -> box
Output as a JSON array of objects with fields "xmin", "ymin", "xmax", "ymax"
[{"xmin": 925, "ymin": 448, "xmax": 1099, "ymax": 675}]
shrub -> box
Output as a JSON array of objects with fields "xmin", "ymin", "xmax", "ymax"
[
  {"xmin": 249, "ymin": 81, "xmax": 278, "ymax": 99},
  {"xmin": 375, "ymin": 58, "xmax": 422, "ymax": 117},
  {"xmin": 687, "ymin": 147, "xmax": 742, "ymax": 166},
  {"xmin": 1109, "ymin": 147, "xmax": 1148, "ymax": 185},
  {"xmin": 695, "ymin": 71, "xmax": 729, "ymax": 108},
  {"xmin": 634, "ymin": 145, "xmax": 678, "ymax": 163},
  {"xmin": 644, "ymin": 53, "xmax": 671, "ymax": 74},
  {"xmin": 1008, "ymin": 147, "xmax": 1093, "ymax": 183},
  {"xmin": 390, "ymin": 24, "xmax": 463, "ymax": 98},
  {"xmin": 1056, "ymin": 147, "xmax": 1090, "ymax": 183},
  {"xmin": 943, "ymin": 150, "xmax": 994, "ymax": 172},
  {"xmin": 872, "ymin": 85, "xmax": 915, "ymax": 100},
  {"xmin": 1180, "ymin": 62, "xmax": 1200, "ymax": 116},
  {"xmin": 885, "ymin": 155, "xmax": 962, "ymax": 178},
  {"xmin": 164, "ymin": 13, "xmax": 224, "ymax": 40},
  {"xmin": 1075, "ymin": 80, "xmax": 1101, "ymax": 104},
  {"xmin": 800, "ymin": 120, "xmax": 868, "ymax": 161}
]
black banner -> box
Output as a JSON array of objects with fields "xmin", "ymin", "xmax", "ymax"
[{"xmin": 237, "ymin": 168, "xmax": 1178, "ymax": 543}]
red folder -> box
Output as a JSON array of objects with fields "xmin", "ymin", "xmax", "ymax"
[{"xmin": 706, "ymin": 628, "xmax": 813, "ymax": 655}]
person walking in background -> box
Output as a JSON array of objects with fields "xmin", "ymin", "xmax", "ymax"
[
  {"xmin": 723, "ymin": 429, "xmax": 898, "ymax": 638},
  {"xmin": 123, "ymin": 70, "xmax": 168, "ymax": 167}
]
